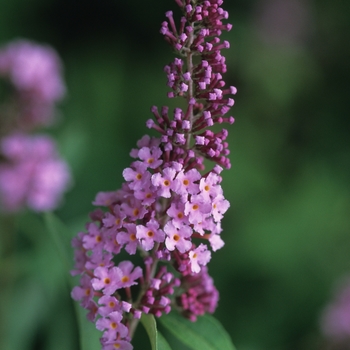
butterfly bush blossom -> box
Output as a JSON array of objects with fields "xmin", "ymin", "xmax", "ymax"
[
  {"xmin": 0, "ymin": 40, "xmax": 71, "ymax": 213},
  {"xmin": 71, "ymin": 1, "xmax": 236, "ymax": 348}
]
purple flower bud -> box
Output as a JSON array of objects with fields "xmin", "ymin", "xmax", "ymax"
[
  {"xmin": 183, "ymin": 72, "xmax": 191, "ymax": 80},
  {"xmin": 185, "ymin": 5, "xmax": 192, "ymax": 13}
]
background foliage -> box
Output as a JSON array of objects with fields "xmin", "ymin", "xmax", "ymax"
[{"xmin": 0, "ymin": 0, "xmax": 349, "ymax": 349}]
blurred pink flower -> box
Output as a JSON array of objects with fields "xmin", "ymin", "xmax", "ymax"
[
  {"xmin": 0, "ymin": 133, "xmax": 71, "ymax": 212},
  {"xmin": 0, "ymin": 39, "xmax": 66, "ymax": 129},
  {"xmin": 321, "ymin": 277, "xmax": 350, "ymax": 342},
  {"xmin": 254, "ymin": 0, "xmax": 312, "ymax": 45}
]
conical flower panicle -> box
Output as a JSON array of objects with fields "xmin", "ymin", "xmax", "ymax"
[{"xmin": 71, "ymin": 1, "xmax": 236, "ymax": 349}]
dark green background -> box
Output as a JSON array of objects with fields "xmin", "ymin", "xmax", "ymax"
[{"xmin": 1, "ymin": 0, "xmax": 349, "ymax": 349}]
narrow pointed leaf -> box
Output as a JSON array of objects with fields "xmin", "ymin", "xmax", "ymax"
[
  {"xmin": 44, "ymin": 212, "xmax": 98, "ymax": 350},
  {"xmin": 158, "ymin": 331, "xmax": 173, "ymax": 350},
  {"xmin": 140, "ymin": 313, "xmax": 173, "ymax": 350},
  {"xmin": 76, "ymin": 306, "xmax": 101, "ymax": 350},
  {"xmin": 141, "ymin": 314, "xmax": 158, "ymax": 350},
  {"xmin": 159, "ymin": 312, "xmax": 236, "ymax": 350},
  {"xmin": 44, "ymin": 212, "xmax": 73, "ymax": 272}
]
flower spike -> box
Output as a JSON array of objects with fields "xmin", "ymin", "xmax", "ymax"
[{"xmin": 71, "ymin": 1, "xmax": 236, "ymax": 348}]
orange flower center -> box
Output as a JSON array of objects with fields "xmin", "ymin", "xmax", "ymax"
[{"xmin": 121, "ymin": 276, "xmax": 129, "ymax": 283}]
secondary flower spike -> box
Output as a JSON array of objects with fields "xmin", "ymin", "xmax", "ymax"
[
  {"xmin": 0, "ymin": 39, "xmax": 71, "ymax": 213},
  {"xmin": 71, "ymin": 1, "xmax": 236, "ymax": 349}
]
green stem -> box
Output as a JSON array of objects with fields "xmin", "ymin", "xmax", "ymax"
[
  {"xmin": 0, "ymin": 214, "xmax": 17, "ymax": 296},
  {"xmin": 129, "ymin": 247, "xmax": 160, "ymax": 339},
  {"xmin": 186, "ymin": 25, "xmax": 195, "ymax": 149}
]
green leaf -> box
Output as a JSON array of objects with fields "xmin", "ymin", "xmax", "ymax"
[
  {"xmin": 76, "ymin": 306, "xmax": 101, "ymax": 350},
  {"xmin": 141, "ymin": 314, "xmax": 158, "ymax": 350},
  {"xmin": 159, "ymin": 312, "xmax": 236, "ymax": 350},
  {"xmin": 157, "ymin": 331, "xmax": 173, "ymax": 350},
  {"xmin": 140, "ymin": 313, "xmax": 173, "ymax": 350},
  {"xmin": 43, "ymin": 212, "xmax": 73, "ymax": 273},
  {"xmin": 1, "ymin": 280, "xmax": 46, "ymax": 350},
  {"xmin": 43, "ymin": 212, "xmax": 99, "ymax": 350}
]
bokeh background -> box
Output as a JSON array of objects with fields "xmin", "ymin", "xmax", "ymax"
[{"xmin": 1, "ymin": 0, "xmax": 349, "ymax": 349}]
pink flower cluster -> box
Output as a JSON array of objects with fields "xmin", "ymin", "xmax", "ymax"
[
  {"xmin": 71, "ymin": 1, "xmax": 236, "ymax": 349},
  {"xmin": 0, "ymin": 40, "xmax": 65, "ymax": 131},
  {"xmin": 0, "ymin": 133, "xmax": 71, "ymax": 212},
  {"xmin": 0, "ymin": 40, "xmax": 71, "ymax": 213}
]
